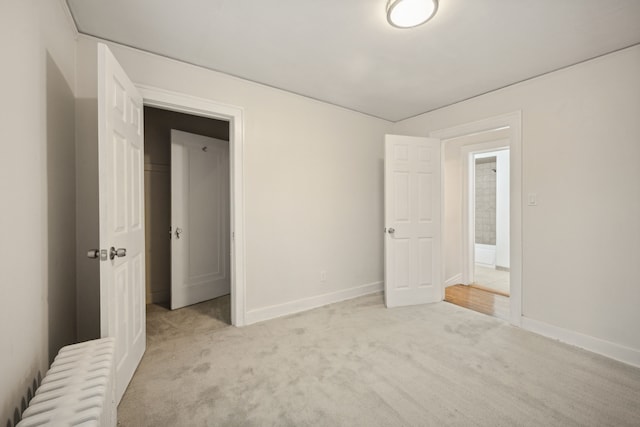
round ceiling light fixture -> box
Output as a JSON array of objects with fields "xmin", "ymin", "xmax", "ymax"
[{"xmin": 386, "ymin": 0, "xmax": 438, "ymax": 29}]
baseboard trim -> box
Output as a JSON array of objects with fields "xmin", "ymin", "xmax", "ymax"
[
  {"xmin": 521, "ymin": 317, "xmax": 640, "ymax": 368},
  {"xmin": 444, "ymin": 274, "xmax": 463, "ymax": 287},
  {"xmin": 245, "ymin": 281, "xmax": 383, "ymax": 325}
]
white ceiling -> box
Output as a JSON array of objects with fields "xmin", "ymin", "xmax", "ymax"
[{"xmin": 66, "ymin": 0, "xmax": 640, "ymax": 122}]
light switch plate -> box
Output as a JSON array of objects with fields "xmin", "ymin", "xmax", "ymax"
[{"xmin": 528, "ymin": 193, "xmax": 537, "ymax": 206}]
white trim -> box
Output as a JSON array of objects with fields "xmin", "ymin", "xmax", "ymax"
[
  {"xmin": 136, "ymin": 84, "xmax": 247, "ymax": 327},
  {"xmin": 444, "ymin": 274, "xmax": 463, "ymax": 287},
  {"xmin": 245, "ymin": 282, "xmax": 383, "ymax": 325},
  {"xmin": 430, "ymin": 111, "xmax": 522, "ymax": 327},
  {"xmin": 522, "ymin": 317, "xmax": 640, "ymax": 368}
]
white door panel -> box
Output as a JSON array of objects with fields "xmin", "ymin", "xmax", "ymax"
[
  {"xmin": 385, "ymin": 135, "xmax": 442, "ymax": 307},
  {"xmin": 171, "ymin": 130, "xmax": 230, "ymax": 310},
  {"xmin": 98, "ymin": 43, "xmax": 146, "ymax": 404}
]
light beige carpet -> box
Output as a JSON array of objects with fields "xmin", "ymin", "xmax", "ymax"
[{"xmin": 118, "ymin": 293, "xmax": 640, "ymax": 426}]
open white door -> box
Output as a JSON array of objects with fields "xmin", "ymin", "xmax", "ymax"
[
  {"xmin": 384, "ymin": 135, "xmax": 442, "ymax": 307},
  {"xmin": 98, "ymin": 43, "xmax": 146, "ymax": 404},
  {"xmin": 171, "ymin": 130, "xmax": 230, "ymax": 310}
]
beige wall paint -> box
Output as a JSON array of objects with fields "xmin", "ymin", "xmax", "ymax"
[
  {"xmin": 394, "ymin": 45, "xmax": 640, "ymax": 353},
  {"xmin": 0, "ymin": 0, "xmax": 77, "ymax": 424},
  {"xmin": 144, "ymin": 107, "xmax": 229, "ymax": 304},
  {"xmin": 75, "ymin": 35, "xmax": 392, "ymax": 331}
]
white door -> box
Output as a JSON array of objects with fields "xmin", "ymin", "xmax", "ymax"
[
  {"xmin": 384, "ymin": 135, "xmax": 442, "ymax": 307},
  {"xmin": 171, "ymin": 130, "xmax": 230, "ymax": 310},
  {"xmin": 98, "ymin": 43, "xmax": 146, "ymax": 404}
]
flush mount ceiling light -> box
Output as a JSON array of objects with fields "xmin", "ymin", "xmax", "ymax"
[{"xmin": 386, "ymin": 0, "xmax": 438, "ymax": 29}]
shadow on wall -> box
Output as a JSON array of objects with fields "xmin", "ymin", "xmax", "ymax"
[
  {"xmin": 46, "ymin": 53, "xmax": 77, "ymax": 364},
  {"xmin": 74, "ymin": 96, "xmax": 100, "ymax": 343},
  {"xmin": 7, "ymin": 51, "xmax": 79, "ymax": 427}
]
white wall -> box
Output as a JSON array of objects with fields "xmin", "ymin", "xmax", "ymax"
[
  {"xmin": 0, "ymin": 0, "xmax": 77, "ymax": 424},
  {"xmin": 394, "ymin": 45, "xmax": 640, "ymax": 361},
  {"xmin": 75, "ymin": 35, "xmax": 392, "ymax": 330},
  {"xmin": 495, "ymin": 149, "xmax": 510, "ymax": 269}
]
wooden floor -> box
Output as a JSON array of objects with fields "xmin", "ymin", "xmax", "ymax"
[{"xmin": 444, "ymin": 284, "xmax": 510, "ymax": 321}]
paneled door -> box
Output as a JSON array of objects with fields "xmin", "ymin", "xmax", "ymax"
[
  {"xmin": 171, "ymin": 130, "xmax": 230, "ymax": 310},
  {"xmin": 98, "ymin": 43, "xmax": 146, "ymax": 404},
  {"xmin": 384, "ymin": 135, "xmax": 442, "ymax": 307}
]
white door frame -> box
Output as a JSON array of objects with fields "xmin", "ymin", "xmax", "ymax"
[
  {"xmin": 461, "ymin": 140, "xmax": 509, "ymax": 285},
  {"xmin": 136, "ymin": 84, "xmax": 247, "ymax": 327},
  {"xmin": 430, "ymin": 111, "xmax": 522, "ymax": 326}
]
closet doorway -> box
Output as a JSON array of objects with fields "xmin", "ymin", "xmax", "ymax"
[{"xmin": 144, "ymin": 106, "xmax": 231, "ymax": 332}]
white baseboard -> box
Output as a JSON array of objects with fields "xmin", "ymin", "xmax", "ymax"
[
  {"xmin": 444, "ymin": 274, "xmax": 463, "ymax": 287},
  {"xmin": 245, "ymin": 281, "xmax": 383, "ymax": 325},
  {"xmin": 521, "ymin": 317, "xmax": 640, "ymax": 368}
]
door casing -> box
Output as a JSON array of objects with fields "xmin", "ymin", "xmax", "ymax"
[
  {"xmin": 137, "ymin": 85, "xmax": 247, "ymax": 326},
  {"xmin": 430, "ymin": 111, "xmax": 522, "ymax": 326}
]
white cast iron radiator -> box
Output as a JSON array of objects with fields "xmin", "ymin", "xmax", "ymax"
[{"xmin": 17, "ymin": 337, "xmax": 116, "ymax": 427}]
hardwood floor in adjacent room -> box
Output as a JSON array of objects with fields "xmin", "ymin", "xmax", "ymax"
[{"xmin": 445, "ymin": 284, "xmax": 510, "ymax": 321}]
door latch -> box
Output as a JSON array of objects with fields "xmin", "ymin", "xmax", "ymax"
[
  {"xmin": 109, "ymin": 247, "xmax": 127, "ymax": 260},
  {"xmin": 87, "ymin": 249, "xmax": 110, "ymax": 261}
]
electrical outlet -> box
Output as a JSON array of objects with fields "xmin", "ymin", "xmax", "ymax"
[{"xmin": 320, "ymin": 270, "xmax": 327, "ymax": 283}]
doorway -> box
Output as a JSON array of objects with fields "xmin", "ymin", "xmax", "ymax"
[
  {"xmin": 430, "ymin": 112, "xmax": 522, "ymax": 325},
  {"xmin": 143, "ymin": 106, "xmax": 231, "ymax": 330},
  {"xmin": 471, "ymin": 149, "xmax": 510, "ymax": 297},
  {"xmin": 137, "ymin": 84, "xmax": 247, "ymax": 327}
]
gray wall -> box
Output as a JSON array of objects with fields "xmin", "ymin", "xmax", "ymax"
[{"xmin": 474, "ymin": 157, "xmax": 496, "ymax": 245}]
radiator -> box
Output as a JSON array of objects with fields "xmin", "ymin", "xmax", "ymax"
[{"xmin": 17, "ymin": 337, "xmax": 116, "ymax": 427}]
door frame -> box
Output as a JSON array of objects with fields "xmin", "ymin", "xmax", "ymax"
[
  {"xmin": 430, "ymin": 111, "xmax": 522, "ymax": 326},
  {"xmin": 136, "ymin": 84, "xmax": 247, "ymax": 326}
]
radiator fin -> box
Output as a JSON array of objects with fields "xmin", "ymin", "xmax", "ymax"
[{"xmin": 17, "ymin": 338, "xmax": 116, "ymax": 427}]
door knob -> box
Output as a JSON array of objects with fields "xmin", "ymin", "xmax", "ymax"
[
  {"xmin": 87, "ymin": 249, "xmax": 100, "ymax": 259},
  {"xmin": 109, "ymin": 247, "xmax": 127, "ymax": 260},
  {"xmin": 388, "ymin": 228, "xmax": 395, "ymax": 234},
  {"xmin": 175, "ymin": 227, "xmax": 183, "ymax": 239}
]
